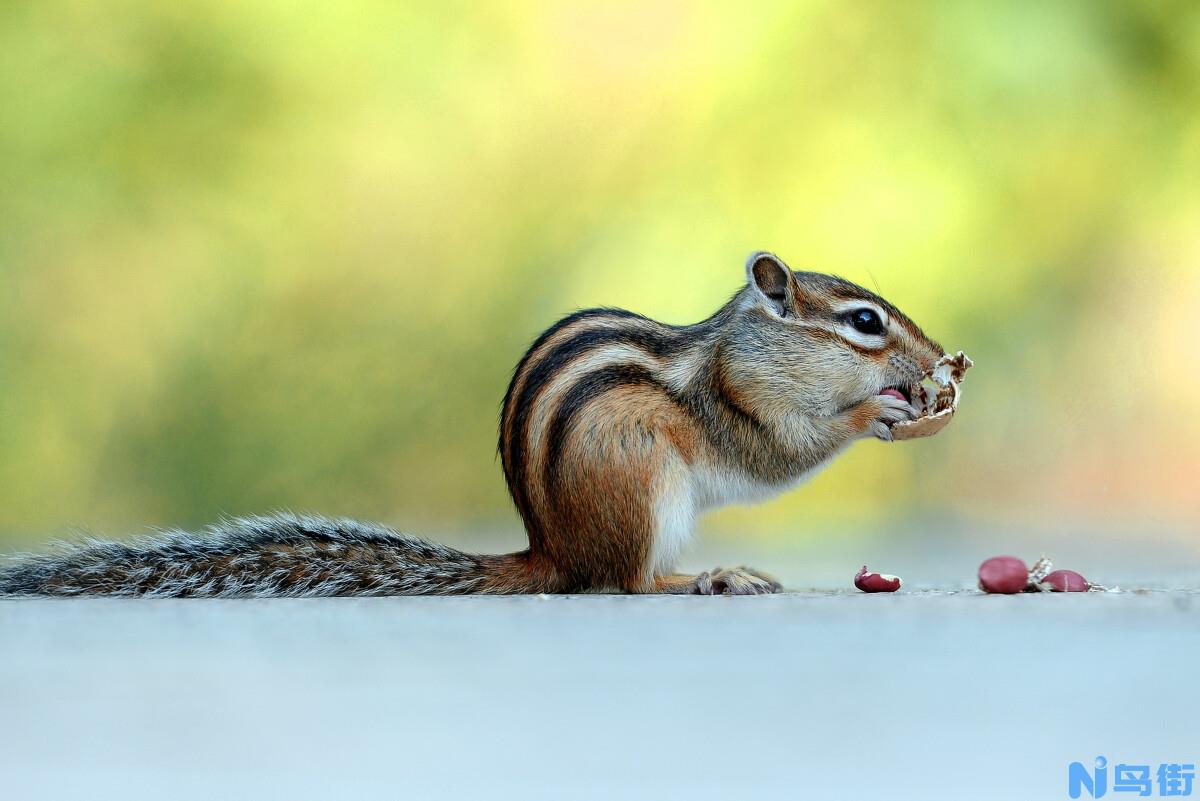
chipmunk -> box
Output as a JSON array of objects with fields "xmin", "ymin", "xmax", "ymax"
[{"xmin": 0, "ymin": 252, "xmax": 945, "ymax": 597}]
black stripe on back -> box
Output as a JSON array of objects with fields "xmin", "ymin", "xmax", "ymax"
[
  {"xmin": 499, "ymin": 308, "xmax": 638, "ymax": 457},
  {"xmin": 541, "ymin": 363, "xmax": 670, "ymax": 491},
  {"xmin": 499, "ymin": 310, "xmax": 630, "ymax": 519},
  {"xmin": 500, "ymin": 311, "xmax": 687, "ymax": 526}
]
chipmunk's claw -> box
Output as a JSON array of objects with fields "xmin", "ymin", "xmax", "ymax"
[
  {"xmin": 872, "ymin": 393, "xmax": 918, "ymax": 442},
  {"xmin": 690, "ymin": 566, "xmax": 782, "ymax": 595}
]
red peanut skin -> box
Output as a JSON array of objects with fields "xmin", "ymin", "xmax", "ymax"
[
  {"xmin": 1041, "ymin": 569, "xmax": 1089, "ymax": 592},
  {"xmin": 978, "ymin": 556, "xmax": 1029, "ymax": 594},
  {"xmin": 854, "ymin": 566, "xmax": 902, "ymax": 593}
]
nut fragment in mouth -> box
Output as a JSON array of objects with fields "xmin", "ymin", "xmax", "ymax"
[{"xmin": 891, "ymin": 350, "xmax": 973, "ymax": 441}]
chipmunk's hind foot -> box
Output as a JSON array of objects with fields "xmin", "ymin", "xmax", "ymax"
[{"xmin": 691, "ymin": 566, "xmax": 782, "ymax": 595}]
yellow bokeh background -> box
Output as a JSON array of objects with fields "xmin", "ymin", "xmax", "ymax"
[{"xmin": 1, "ymin": 1, "xmax": 1197, "ymax": 543}]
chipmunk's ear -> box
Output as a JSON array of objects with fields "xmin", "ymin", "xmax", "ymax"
[{"xmin": 745, "ymin": 252, "xmax": 796, "ymax": 317}]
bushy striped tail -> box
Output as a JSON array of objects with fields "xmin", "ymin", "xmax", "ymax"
[{"xmin": 0, "ymin": 513, "xmax": 552, "ymax": 598}]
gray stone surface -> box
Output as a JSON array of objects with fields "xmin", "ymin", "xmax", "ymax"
[{"xmin": 2, "ymin": 586, "xmax": 1198, "ymax": 801}]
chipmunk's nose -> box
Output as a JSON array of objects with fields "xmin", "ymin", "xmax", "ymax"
[
  {"xmin": 915, "ymin": 339, "xmax": 946, "ymax": 373},
  {"xmin": 886, "ymin": 352, "xmax": 925, "ymax": 387}
]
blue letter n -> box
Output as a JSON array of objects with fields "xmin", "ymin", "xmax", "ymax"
[{"xmin": 1070, "ymin": 757, "xmax": 1109, "ymax": 799}]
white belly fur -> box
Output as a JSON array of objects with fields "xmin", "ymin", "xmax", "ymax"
[{"xmin": 647, "ymin": 461, "xmax": 821, "ymax": 580}]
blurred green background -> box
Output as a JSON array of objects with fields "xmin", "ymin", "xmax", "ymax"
[{"xmin": 1, "ymin": 0, "xmax": 1197, "ymax": 547}]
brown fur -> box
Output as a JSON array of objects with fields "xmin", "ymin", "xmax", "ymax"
[{"xmin": 490, "ymin": 252, "xmax": 945, "ymax": 594}]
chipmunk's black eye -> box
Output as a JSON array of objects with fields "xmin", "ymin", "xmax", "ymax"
[{"xmin": 849, "ymin": 308, "xmax": 885, "ymax": 336}]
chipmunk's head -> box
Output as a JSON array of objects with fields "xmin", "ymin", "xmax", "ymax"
[{"xmin": 726, "ymin": 252, "xmax": 945, "ymax": 416}]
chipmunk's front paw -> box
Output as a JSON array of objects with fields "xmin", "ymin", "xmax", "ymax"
[
  {"xmin": 690, "ymin": 566, "xmax": 782, "ymax": 595},
  {"xmin": 859, "ymin": 394, "xmax": 918, "ymax": 442}
]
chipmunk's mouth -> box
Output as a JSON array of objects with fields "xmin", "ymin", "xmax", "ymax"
[{"xmin": 880, "ymin": 385, "xmax": 912, "ymax": 405}]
